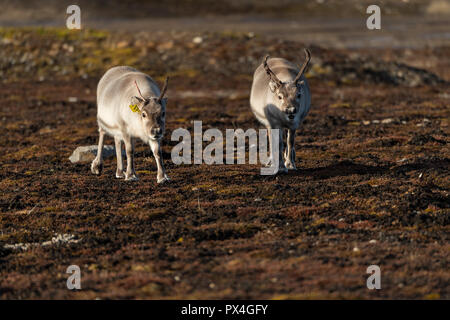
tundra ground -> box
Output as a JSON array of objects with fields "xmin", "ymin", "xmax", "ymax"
[{"xmin": 0, "ymin": 28, "xmax": 448, "ymax": 299}]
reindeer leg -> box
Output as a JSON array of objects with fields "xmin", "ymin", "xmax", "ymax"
[
  {"xmin": 149, "ymin": 139, "xmax": 169, "ymax": 184},
  {"xmin": 114, "ymin": 136, "xmax": 125, "ymax": 178},
  {"xmin": 283, "ymin": 129, "xmax": 289, "ymax": 162},
  {"xmin": 263, "ymin": 127, "xmax": 273, "ymax": 167},
  {"xmin": 284, "ymin": 129, "xmax": 297, "ymax": 170},
  {"xmin": 91, "ymin": 127, "xmax": 105, "ymax": 175},
  {"xmin": 124, "ymin": 135, "xmax": 138, "ymax": 181},
  {"xmin": 277, "ymin": 128, "xmax": 288, "ymax": 173}
]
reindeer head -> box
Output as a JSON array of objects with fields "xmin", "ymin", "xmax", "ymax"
[
  {"xmin": 264, "ymin": 49, "xmax": 311, "ymax": 120},
  {"xmin": 131, "ymin": 77, "xmax": 169, "ymax": 141}
]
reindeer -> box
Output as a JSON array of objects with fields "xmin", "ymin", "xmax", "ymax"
[
  {"xmin": 91, "ymin": 66, "xmax": 170, "ymax": 183},
  {"xmin": 250, "ymin": 49, "xmax": 311, "ymax": 173}
]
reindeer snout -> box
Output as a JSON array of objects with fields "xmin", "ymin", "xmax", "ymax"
[
  {"xmin": 286, "ymin": 107, "xmax": 296, "ymax": 115},
  {"xmin": 285, "ymin": 106, "xmax": 297, "ymax": 120},
  {"xmin": 152, "ymin": 127, "xmax": 162, "ymax": 135}
]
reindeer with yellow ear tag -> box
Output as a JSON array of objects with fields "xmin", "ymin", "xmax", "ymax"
[{"xmin": 91, "ymin": 66, "xmax": 170, "ymax": 183}]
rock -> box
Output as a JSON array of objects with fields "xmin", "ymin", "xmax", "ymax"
[
  {"xmin": 116, "ymin": 40, "xmax": 129, "ymax": 49},
  {"xmin": 69, "ymin": 145, "xmax": 118, "ymax": 163},
  {"xmin": 192, "ymin": 36, "xmax": 203, "ymax": 44},
  {"xmin": 381, "ymin": 118, "xmax": 394, "ymax": 124}
]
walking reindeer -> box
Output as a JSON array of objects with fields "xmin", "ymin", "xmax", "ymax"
[
  {"xmin": 91, "ymin": 66, "xmax": 170, "ymax": 183},
  {"xmin": 250, "ymin": 49, "xmax": 311, "ymax": 173}
]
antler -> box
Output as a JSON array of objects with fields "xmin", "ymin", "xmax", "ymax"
[
  {"xmin": 158, "ymin": 77, "xmax": 169, "ymax": 102},
  {"xmin": 263, "ymin": 55, "xmax": 283, "ymax": 87},
  {"xmin": 134, "ymin": 80, "xmax": 146, "ymax": 100},
  {"xmin": 294, "ymin": 48, "xmax": 311, "ymax": 84}
]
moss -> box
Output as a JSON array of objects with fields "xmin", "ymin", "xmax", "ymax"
[
  {"xmin": 424, "ymin": 293, "xmax": 440, "ymax": 300},
  {"xmin": 0, "ymin": 27, "xmax": 108, "ymax": 41},
  {"xmin": 4, "ymin": 145, "xmax": 52, "ymax": 161},
  {"xmin": 217, "ymin": 185, "xmax": 255, "ymax": 195},
  {"xmin": 330, "ymin": 102, "xmax": 351, "ymax": 108},
  {"xmin": 167, "ymin": 68, "xmax": 199, "ymax": 79}
]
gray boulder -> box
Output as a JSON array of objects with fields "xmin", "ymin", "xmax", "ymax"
[{"xmin": 69, "ymin": 145, "xmax": 117, "ymax": 163}]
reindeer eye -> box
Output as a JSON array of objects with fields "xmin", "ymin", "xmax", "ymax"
[
  {"xmin": 142, "ymin": 112, "xmax": 147, "ymax": 118},
  {"xmin": 278, "ymin": 95, "xmax": 282, "ymax": 100}
]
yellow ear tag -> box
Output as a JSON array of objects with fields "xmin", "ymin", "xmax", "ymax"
[{"xmin": 129, "ymin": 104, "xmax": 141, "ymax": 113}]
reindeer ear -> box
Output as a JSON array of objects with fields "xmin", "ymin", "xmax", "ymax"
[
  {"xmin": 131, "ymin": 96, "xmax": 143, "ymax": 105},
  {"xmin": 268, "ymin": 81, "xmax": 278, "ymax": 93},
  {"xmin": 130, "ymin": 96, "xmax": 144, "ymax": 113}
]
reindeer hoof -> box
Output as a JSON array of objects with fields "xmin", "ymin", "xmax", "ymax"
[
  {"xmin": 284, "ymin": 161, "xmax": 297, "ymax": 170},
  {"xmin": 157, "ymin": 175, "xmax": 170, "ymax": 184},
  {"xmin": 125, "ymin": 174, "xmax": 139, "ymax": 181},
  {"xmin": 115, "ymin": 170, "xmax": 125, "ymax": 179},
  {"xmin": 91, "ymin": 161, "xmax": 103, "ymax": 175}
]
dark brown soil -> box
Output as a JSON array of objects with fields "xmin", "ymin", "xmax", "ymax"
[{"xmin": 0, "ymin": 28, "xmax": 448, "ymax": 299}]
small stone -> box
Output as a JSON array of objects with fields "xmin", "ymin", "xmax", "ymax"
[
  {"xmin": 209, "ymin": 283, "xmax": 215, "ymax": 289},
  {"xmin": 381, "ymin": 118, "xmax": 394, "ymax": 124},
  {"xmin": 369, "ymin": 239, "xmax": 377, "ymax": 244},
  {"xmin": 362, "ymin": 120, "xmax": 371, "ymax": 125},
  {"xmin": 192, "ymin": 36, "xmax": 203, "ymax": 44},
  {"xmin": 116, "ymin": 40, "xmax": 129, "ymax": 49},
  {"xmin": 174, "ymin": 276, "xmax": 180, "ymax": 281},
  {"xmin": 68, "ymin": 97, "xmax": 78, "ymax": 103},
  {"xmin": 254, "ymin": 198, "xmax": 262, "ymax": 202},
  {"xmin": 353, "ymin": 247, "xmax": 360, "ymax": 252}
]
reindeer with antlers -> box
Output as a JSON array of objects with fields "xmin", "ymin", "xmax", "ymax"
[
  {"xmin": 250, "ymin": 49, "xmax": 312, "ymax": 173},
  {"xmin": 91, "ymin": 66, "xmax": 170, "ymax": 183}
]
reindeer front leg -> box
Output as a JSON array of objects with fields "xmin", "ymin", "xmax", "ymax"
[
  {"xmin": 149, "ymin": 139, "xmax": 169, "ymax": 184},
  {"xmin": 123, "ymin": 135, "xmax": 138, "ymax": 181},
  {"xmin": 114, "ymin": 136, "xmax": 125, "ymax": 178},
  {"xmin": 284, "ymin": 128, "xmax": 296, "ymax": 170},
  {"xmin": 91, "ymin": 127, "xmax": 105, "ymax": 175},
  {"xmin": 276, "ymin": 128, "xmax": 288, "ymax": 173}
]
